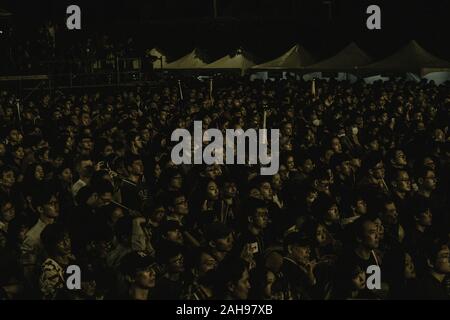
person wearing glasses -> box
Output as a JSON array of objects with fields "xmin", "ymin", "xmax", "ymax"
[
  {"xmin": 414, "ymin": 166, "xmax": 447, "ymax": 235},
  {"xmin": 390, "ymin": 169, "xmax": 413, "ymax": 226},
  {"xmin": 39, "ymin": 223, "xmax": 76, "ymax": 300},
  {"xmin": 153, "ymin": 243, "xmax": 186, "ymax": 300},
  {"xmin": 358, "ymin": 151, "xmax": 389, "ymax": 199},
  {"xmin": 281, "ymin": 232, "xmax": 318, "ymax": 300},
  {"xmin": 414, "ymin": 240, "xmax": 450, "ymax": 299}
]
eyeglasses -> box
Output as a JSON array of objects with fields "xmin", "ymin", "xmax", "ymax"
[
  {"xmin": 175, "ymin": 199, "xmax": 187, "ymax": 206},
  {"xmin": 318, "ymin": 180, "xmax": 330, "ymax": 187},
  {"xmin": 170, "ymin": 255, "xmax": 184, "ymax": 265},
  {"xmin": 255, "ymin": 211, "xmax": 269, "ymax": 218},
  {"xmin": 2, "ymin": 205, "xmax": 14, "ymax": 213}
]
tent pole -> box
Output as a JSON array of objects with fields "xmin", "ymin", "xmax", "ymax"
[{"xmin": 213, "ymin": 0, "xmax": 218, "ymax": 19}]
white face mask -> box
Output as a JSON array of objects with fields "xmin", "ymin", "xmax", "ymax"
[{"xmin": 352, "ymin": 127, "xmax": 359, "ymax": 135}]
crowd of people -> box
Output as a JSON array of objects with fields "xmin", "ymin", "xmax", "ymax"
[{"xmin": 0, "ymin": 75, "xmax": 449, "ymax": 300}]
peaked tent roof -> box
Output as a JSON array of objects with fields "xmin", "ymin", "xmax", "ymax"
[
  {"xmin": 360, "ymin": 41, "xmax": 450, "ymax": 76},
  {"xmin": 252, "ymin": 44, "xmax": 315, "ymax": 70},
  {"xmin": 304, "ymin": 42, "xmax": 373, "ymax": 72},
  {"xmin": 164, "ymin": 49, "xmax": 208, "ymax": 69},
  {"xmin": 204, "ymin": 49, "xmax": 255, "ymax": 72}
]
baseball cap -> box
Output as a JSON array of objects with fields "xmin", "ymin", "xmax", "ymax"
[
  {"xmin": 120, "ymin": 251, "xmax": 157, "ymax": 277},
  {"xmin": 159, "ymin": 220, "xmax": 181, "ymax": 235},
  {"xmin": 284, "ymin": 232, "xmax": 311, "ymax": 249},
  {"xmin": 204, "ymin": 222, "xmax": 232, "ymax": 242}
]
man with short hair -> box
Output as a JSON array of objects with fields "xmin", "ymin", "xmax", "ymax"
[
  {"xmin": 158, "ymin": 220, "xmax": 184, "ymax": 246},
  {"xmin": 8, "ymin": 145, "xmax": 25, "ymax": 181},
  {"xmin": 204, "ymin": 222, "xmax": 234, "ymax": 263},
  {"xmin": 0, "ymin": 167, "xmax": 17, "ymax": 204},
  {"xmin": 388, "ymin": 149, "xmax": 408, "ymax": 172},
  {"xmin": 0, "ymin": 199, "xmax": 15, "ymax": 249},
  {"xmin": 414, "ymin": 241, "xmax": 450, "ymax": 299},
  {"xmin": 414, "ymin": 166, "xmax": 447, "ymax": 234},
  {"xmin": 217, "ymin": 179, "xmax": 240, "ymax": 227},
  {"xmin": 281, "ymin": 232, "xmax": 318, "ymax": 299},
  {"xmin": 119, "ymin": 251, "xmax": 157, "ymax": 300},
  {"xmin": 128, "ymin": 132, "xmax": 144, "ymax": 157},
  {"xmin": 336, "ymin": 216, "xmax": 381, "ymax": 283},
  {"xmin": 185, "ymin": 247, "xmax": 218, "ymax": 300},
  {"xmin": 95, "ymin": 180, "xmax": 114, "ymax": 208},
  {"xmin": 390, "ymin": 169, "xmax": 413, "ymax": 226},
  {"xmin": 358, "ymin": 152, "xmax": 389, "ymax": 198},
  {"xmin": 281, "ymin": 121, "xmax": 293, "ymax": 139},
  {"xmin": 163, "ymin": 168, "xmax": 184, "ymax": 194},
  {"xmin": 330, "ymin": 137, "xmax": 343, "ymax": 155},
  {"xmin": 106, "ymin": 216, "xmax": 134, "ymax": 269},
  {"xmin": 237, "ymin": 199, "xmax": 269, "ymax": 261},
  {"xmin": 164, "ymin": 191, "xmax": 201, "ymax": 247},
  {"xmin": 330, "ymin": 153, "xmax": 356, "ymax": 208},
  {"xmin": 120, "ymin": 155, "xmax": 149, "ymax": 211},
  {"xmin": 294, "ymin": 155, "xmax": 315, "ymax": 183},
  {"xmin": 153, "ymin": 243, "xmax": 186, "ymax": 300},
  {"xmin": 78, "ymin": 135, "xmax": 94, "ymax": 156},
  {"xmin": 380, "ymin": 199, "xmax": 405, "ymax": 247},
  {"xmin": 215, "ymin": 258, "xmax": 251, "ymax": 300},
  {"xmin": 311, "ymin": 169, "xmax": 333, "ymax": 198},
  {"xmin": 341, "ymin": 193, "xmax": 367, "ymax": 226},
  {"xmin": 7, "ymin": 128, "xmax": 23, "ymax": 147},
  {"xmin": 72, "ymin": 157, "xmax": 94, "ymax": 198},
  {"xmin": 21, "ymin": 188, "xmax": 60, "ymax": 281},
  {"xmin": 166, "ymin": 192, "xmax": 189, "ymax": 227},
  {"xmin": 416, "ymin": 167, "xmax": 437, "ymax": 198},
  {"xmin": 39, "ymin": 223, "xmax": 76, "ymax": 300},
  {"xmin": 131, "ymin": 200, "xmax": 166, "ymax": 256},
  {"xmin": 254, "ymin": 176, "xmax": 289, "ymax": 242},
  {"xmin": 404, "ymin": 199, "xmax": 434, "ymax": 277}
]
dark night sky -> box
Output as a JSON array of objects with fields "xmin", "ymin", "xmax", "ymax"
[{"xmin": 1, "ymin": 0, "xmax": 450, "ymax": 61}]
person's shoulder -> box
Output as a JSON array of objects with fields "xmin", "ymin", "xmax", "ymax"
[
  {"xmin": 237, "ymin": 229, "xmax": 254, "ymax": 242},
  {"xmin": 22, "ymin": 227, "xmax": 38, "ymax": 245},
  {"xmin": 414, "ymin": 274, "xmax": 448, "ymax": 299},
  {"xmin": 335, "ymin": 248, "xmax": 361, "ymax": 268},
  {"xmin": 281, "ymin": 257, "xmax": 300, "ymax": 273},
  {"xmin": 0, "ymin": 221, "xmax": 7, "ymax": 233},
  {"xmin": 417, "ymin": 273, "xmax": 439, "ymax": 286}
]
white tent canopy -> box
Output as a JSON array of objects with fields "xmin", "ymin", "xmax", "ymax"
[
  {"xmin": 204, "ymin": 49, "xmax": 255, "ymax": 74},
  {"xmin": 164, "ymin": 49, "xmax": 208, "ymax": 69},
  {"xmin": 423, "ymin": 71, "xmax": 450, "ymax": 85},
  {"xmin": 252, "ymin": 44, "xmax": 315, "ymax": 70},
  {"xmin": 360, "ymin": 41, "xmax": 450, "ymax": 76}
]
